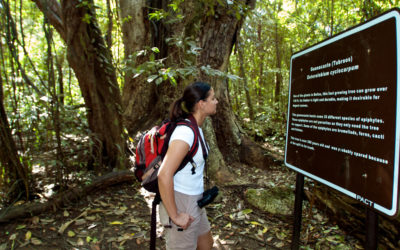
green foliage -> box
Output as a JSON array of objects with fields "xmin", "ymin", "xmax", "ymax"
[
  {"xmin": 125, "ymin": 34, "xmax": 222, "ymax": 86},
  {"xmin": 82, "ymin": 13, "xmax": 92, "ymax": 24},
  {"xmin": 148, "ymin": 0, "xmax": 185, "ymax": 22},
  {"xmin": 125, "ymin": 46, "xmax": 176, "ymax": 85},
  {"xmin": 148, "ymin": 10, "xmax": 168, "ymax": 21},
  {"xmin": 1, "ymin": 0, "xmax": 399, "ymax": 205},
  {"xmin": 0, "ymin": 0, "xmax": 93, "ymax": 195},
  {"xmin": 228, "ymin": 0, "xmax": 398, "ymax": 147}
]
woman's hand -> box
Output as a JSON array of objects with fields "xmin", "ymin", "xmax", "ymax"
[{"xmin": 172, "ymin": 213, "xmax": 194, "ymax": 229}]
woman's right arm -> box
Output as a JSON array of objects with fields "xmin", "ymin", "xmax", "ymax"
[{"xmin": 158, "ymin": 140, "xmax": 194, "ymax": 229}]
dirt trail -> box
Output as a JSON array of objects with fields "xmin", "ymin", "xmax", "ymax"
[{"xmin": 0, "ymin": 164, "xmax": 362, "ymax": 249}]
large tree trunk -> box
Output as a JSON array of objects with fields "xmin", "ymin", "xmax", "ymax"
[
  {"xmin": 0, "ymin": 0, "xmax": 32, "ymax": 203},
  {"xmin": 0, "ymin": 68, "xmax": 30, "ymax": 204},
  {"xmin": 197, "ymin": 0, "xmax": 276, "ymax": 172},
  {"xmin": 33, "ymin": 0, "xmax": 126, "ymax": 170},
  {"xmin": 120, "ymin": 0, "xmax": 277, "ymax": 183},
  {"xmin": 119, "ymin": 0, "xmax": 155, "ymax": 133},
  {"xmin": 119, "ymin": 0, "xmax": 197, "ymax": 133}
]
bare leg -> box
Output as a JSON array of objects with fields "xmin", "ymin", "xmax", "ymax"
[{"xmin": 197, "ymin": 230, "xmax": 213, "ymax": 250}]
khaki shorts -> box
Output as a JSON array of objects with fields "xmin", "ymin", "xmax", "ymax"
[{"xmin": 159, "ymin": 191, "xmax": 211, "ymax": 250}]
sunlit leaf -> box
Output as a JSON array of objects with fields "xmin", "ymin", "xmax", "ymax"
[
  {"xmin": 40, "ymin": 219, "xmax": 54, "ymax": 224},
  {"xmin": 39, "ymin": 96, "xmax": 50, "ymax": 102},
  {"xmin": 86, "ymin": 216, "xmax": 97, "ymax": 221},
  {"xmin": 276, "ymin": 232, "xmax": 286, "ymax": 240},
  {"xmin": 66, "ymin": 239, "xmax": 77, "ymax": 247},
  {"xmin": 75, "ymin": 219, "xmax": 86, "ymax": 226},
  {"xmin": 114, "ymin": 209, "xmax": 125, "ymax": 216},
  {"xmin": 155, "ymin": 77, "xmax": 163, "ymax": 85},
  {"xmin": 9, "ymin": 233, "xmax": 17, "ymax": 240},
  {"xmin": 326, "ymin": 235, "xmax": 338, "ymax": 242},
  {"xmin": 25, "ymin": 231, "xmax": 32, "ymax": 241},
  {"xmin": 242, "ymin": 209, "xmax": 253, "ymax": 215},
  {"xmin": 16, "ymin": 225, "xmax": 26, "ymax": 230},
  {"xmin": 323, "ymin": 228, "xmax": 332, "ymax": 234},
  {"xmin": 77, "ymin": 238, "xmax": 85, "ymax": 246},
  {"xmin": 31, "ymin": 238, "xmax": 42, "ymax": 245},
  {"xmin": 147, "ymin": 75, "xmax": 158, "ymax": 83},
  {"xmin": 110, "ymin": 221, "xmax": 124, "ymax": 225},
  {"xmin": 99, "ymin": 201, "xmax": 108, "ymax": 207},
  {"xmin": 68, "ymin": 231, "xmax": 76, "ymax": 237}
]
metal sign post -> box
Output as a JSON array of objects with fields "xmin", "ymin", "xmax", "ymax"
[
  {"xmin": 291, "ymin": 173, "xmax": 304, "ymax": 250},
  {"xmin": 366, "ymin": 208, "xmax": 378, "ymax": 249}
]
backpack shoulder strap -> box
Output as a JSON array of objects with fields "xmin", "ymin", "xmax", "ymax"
[
  {"xmin": 187, "ymin": 115, "xmax": 208, "ymax": 161},
  {"xmin": 176, "ymin": 119, "xmax": 200, "ymax": 157},
  {"xmin": 175, "ymin": 115, "xmax": 209, "ymax": 174}
]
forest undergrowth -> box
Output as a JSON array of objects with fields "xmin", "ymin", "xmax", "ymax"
[{"xmin": 0, "ymin": 158, "xmax": 364, "ymax": 249}]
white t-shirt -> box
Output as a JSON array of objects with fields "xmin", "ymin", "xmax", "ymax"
[{"xmin": 169, "ymin": 125, "xmax": 208, "ymax": 195}]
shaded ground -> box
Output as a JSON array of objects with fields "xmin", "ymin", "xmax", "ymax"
[{"xmin": 0, "ymin": 163, "xmax": 363, "ymax": 250}]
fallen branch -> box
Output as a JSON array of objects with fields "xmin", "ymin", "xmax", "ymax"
[{"xmin": 0, "ymin": 170, "xmax": 135, "ymax": 223}]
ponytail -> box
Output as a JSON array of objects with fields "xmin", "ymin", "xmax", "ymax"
[
  {"xmin": 169, "ymin": 82, "xmax": 211, "ymax": 121},
  {"xmin": 170, "ymin": 98, "xmax": 186, "ymax": 122}
]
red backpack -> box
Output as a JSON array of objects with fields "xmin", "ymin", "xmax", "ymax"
[
  {"xmin": 134, "ymin": 115, "xmax": 206, "ymax": 192},
  {"xmin": 134, "ymin": 115, "xmax": 208, "ymax": 250}
]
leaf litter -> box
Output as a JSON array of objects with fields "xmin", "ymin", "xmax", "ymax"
[{"xmin": 0, "ymin": 163, "xmax": 363, "ymax": 249}]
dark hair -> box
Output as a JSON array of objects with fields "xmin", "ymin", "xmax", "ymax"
[{"xmin": 170, "ymin": 82, "xmax": 211, "ymax": 121}]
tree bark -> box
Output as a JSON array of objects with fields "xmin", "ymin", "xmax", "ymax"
[
  {"xmin": 33, "ymin": 0, "xmax": 127, "ymax": 170},
  {"xmin": 0, "ymin": 67, "xmax": 31, "ymax": 204},
  {"xmin": 119, "ymin": 0, "xmax": 161, "ymax": 133},
  {"xmin": 197, "ymin": 0, "xmax": 275, "ymax": 171},
  {"xmin": 119, "ymin": 0, "xmax": 278, "ymax": 176},
  {"xmin": 197, "ymin": 1, "xmax": 245, "ymax": 168},
  {"xmin": 274, "ymin": 15, "xmax": 282, "ymax": 105},
  {"xmin": 120, "ymin": 0, "xmax": 199, "ymax": 133}
]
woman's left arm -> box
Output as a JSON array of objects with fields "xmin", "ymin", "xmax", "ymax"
[{"xmin": 158, "ymin": 140, "xmax": 194, "ymax": 229}]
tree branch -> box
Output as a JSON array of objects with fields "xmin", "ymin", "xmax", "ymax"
[
  {"xmin": 1, "ymin": 0, "xmax": 44, "ymax": 96},
  {"xmin": 31, "ymin": 0, "xmax": 65, "ymax": 40},
  {"xmin": 0, "ymin": 170, "xmax": 135, "ymax": 223}
]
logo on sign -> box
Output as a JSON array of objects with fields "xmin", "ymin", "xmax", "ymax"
[{"xmin": 356, "ymin": 195, "xmax": 374, "ymax": 207}]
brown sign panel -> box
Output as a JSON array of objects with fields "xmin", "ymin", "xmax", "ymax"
[{"xmin": 285, "ymin": 9, "xmax": 400, "ymax": 217}]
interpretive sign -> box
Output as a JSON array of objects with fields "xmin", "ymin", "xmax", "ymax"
[{"xmin": 285, "ymin": 9, "xmax": 400, "ymax": 217}]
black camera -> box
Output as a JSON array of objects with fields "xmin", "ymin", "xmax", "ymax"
[{"xmin": 197, "ymin": 186, "xmax": 219, "ymax": 208}]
